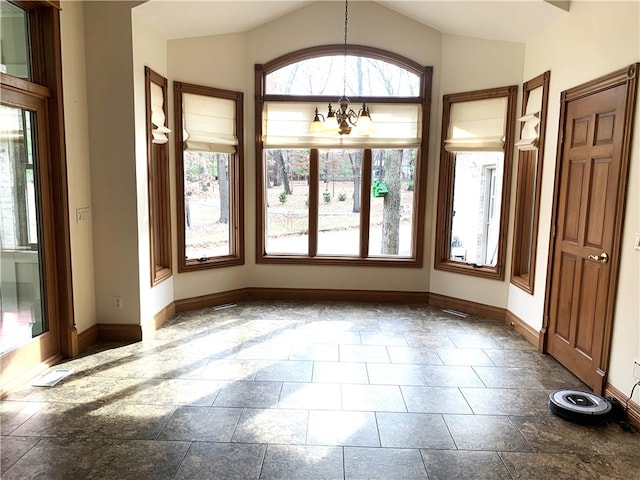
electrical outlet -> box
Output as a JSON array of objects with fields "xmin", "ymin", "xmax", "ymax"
[
  {"xmin": 113, "ymin": 296, "xmax": 123, "ymax": 309},
  {"xmin": 634, "ymin": 360, "xmax": 640, "ymax": 380}
]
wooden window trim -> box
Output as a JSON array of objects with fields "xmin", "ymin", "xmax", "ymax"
[
  {"xmin": 145, "ymin": 67, "xmax": 172, "ymax": 285},
  {"xmin": 434, "ymin": 85, "xmax": 518, "ymax": 280},
  {"xmin": 510, "ymin": 71, "xmax": 551, "ymax": 294},
  {"xmin": 255, "ymin": 45, "xmax": 431, "ymax": 267},
  {"xmin": 173, "ymin": 81, "xmax": 245, "ymax": 272}
]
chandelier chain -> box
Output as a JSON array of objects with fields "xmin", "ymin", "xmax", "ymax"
[
  {"xmin": 343, "ymin": 0, "xmax": 348, "ymax": 97},
  {"xmin": 310, "ymin": 0, "xmax": 372, "ymax": 136}
]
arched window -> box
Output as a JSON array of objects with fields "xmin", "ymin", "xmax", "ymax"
[
  {"xmin": 265, "ymin": 54, "xmax": 420, "ymax": 96},
  {"xmin": 255, "ymin": 46, "xmax": 432, "ymax": 266}
]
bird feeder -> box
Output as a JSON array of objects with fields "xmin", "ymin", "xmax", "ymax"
[{"xmin": 372, "ymin": 179, "xmax": 388, "ymax": 198}]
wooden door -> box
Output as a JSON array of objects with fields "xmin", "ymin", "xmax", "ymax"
[{"xmin": 546, "ymin": 65, "xmax": 638, "ymax": 393}]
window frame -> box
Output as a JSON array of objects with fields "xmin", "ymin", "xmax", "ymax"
[
  {"xmin": 434, "ymin": 85, "xmax": 517, "ymax": 280},
  {"xmin": 144, "ymin": 67, "xmax": 172, "ymax": 285},
  {"xmin": 510, "ymin": 71, "xmax": 551, "ymax": 293},
  {"xmin": 255, "ymin": 45, "xmax": 432, "ymax": 267},
  {"xmin": 173, "ymin": 81, "xmax": 245, "ymax": 272}
]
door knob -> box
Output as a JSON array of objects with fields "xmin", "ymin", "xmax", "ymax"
[{"xmin": 587, "ymin": 252, "xmax": 609, "ymax": 264}]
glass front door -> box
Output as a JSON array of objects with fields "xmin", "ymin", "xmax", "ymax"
[
  {"xmin": 0, "ymin": 0, "xmax": 69, "ymax": 393},
  {"xmin": 0, "ymin": 103, "xmax": 47, "ymax": 354}
]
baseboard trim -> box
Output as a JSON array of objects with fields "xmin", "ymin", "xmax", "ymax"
[
  {"xmin": 505, "ymin": 310, "xmax": 543, "ymax": 350},
  {"xmin": 174, "ymin": 287, "xmax": 429, "ymax": 312},
  {"xmin": 96, "ymin": 323, "xmax": 142, "ymax": 342},
  {"xmin": 67, "ymin": 327, "xmax": 79, "ymax": 358},
  {"xmin": 248, "ymin": 287, "xmax": 429, "ymax": 304},
  {"xmin": 428, "ymin": 292, "xmax": 505, "ymax": 321},
  {"xmin": 604, "ymin": 383, "xmax": 640, "ymax": 431},
  {"xmin": 78, "ymin": 324, "xmax": 98, "ymax": 352},
  {"xmin": 174, "ymin": 288, "xmax": 251, "ymax": 312},
  {"xmin": 154, "ymin": 302, "xmax": 176, "ymax": 330},
  {"xmin": 141, "ymin": 302, "xmax": 177, "ymax": 338}
]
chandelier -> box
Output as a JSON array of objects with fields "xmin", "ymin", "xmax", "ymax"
[{"xmin": 310, "ymin": 0, "xmax": 374, "ymax": 136}]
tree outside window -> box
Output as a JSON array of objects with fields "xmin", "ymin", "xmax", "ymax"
[
  {"xmin": 174, "ymin": 82, "xmax": 244, "ymax": 271},
  {"xmin": 256, "ymin": 46, "xmax": 431, "ymax": 266}
]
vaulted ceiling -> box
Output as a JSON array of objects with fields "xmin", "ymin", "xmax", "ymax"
[{"xmin": 134, "ymin": 0, "xmax": 570, "ymax": 43}]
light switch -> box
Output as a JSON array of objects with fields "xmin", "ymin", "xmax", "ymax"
[
  {"xmin": 635, "ymin": 230, "xmax": 640, "ymax": 251},
  {"xmin": 76, "ymin": 207, "xmax": 91, "ymax": 223}
]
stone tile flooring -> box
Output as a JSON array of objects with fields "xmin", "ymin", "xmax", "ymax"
[{"xmin": 1, "ymin": 301, "xmax": 639, "ymax": 479}]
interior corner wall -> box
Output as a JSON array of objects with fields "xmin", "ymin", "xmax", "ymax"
[
  {"xmin": 168, "ymin": 0, "xmax": 443, "ymax": 300},
  {"xmin": 514, "ymin": 0, "xmax": 640, "ymax": 402},
  {"xmin": 166, "ymin": 32, "xmax": 252, "ymax": 301},
  {"xmin": 428, "ymin": 34, "xmax": 525, "ymax": 309},
  {"xmin": 83, "ymin": 1, "xmax": 141, "ymax": 325},
  {"xmin": 131, "ymin": 10, "xmax": 174, "ymax": 327},
  {"xmin": 59, "ymin": 0, "xmax": 96, "ymax": 334}
]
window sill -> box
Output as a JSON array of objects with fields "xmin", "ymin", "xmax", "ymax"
[
  {"xmin": 178, "ymin": 257, "xmax": 244, "ymax": 273},
  {"xmin": 258, "ymin": 255, "xmax": 422, "ymax": 268},
  {"xmin": 434, "ymin": 260, "xmax": 504, "ymax": 280}
]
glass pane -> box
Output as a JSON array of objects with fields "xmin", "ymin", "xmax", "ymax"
[
  {"xmin": 266, "ymin": 55, "xmax": 420, "ymax": 97},
  {"xmin": 0, "ymin": 1, "xmax": 31, "ymax": 80},
  {"xmin": 265, "ymin": 149, "xmax": 309, "ymax": 254},
  {"xmin": 317, "ymin": 149, "xmax": 361, "ymax": 255},
  {"xmin": 522, "ymin": 153, "xmax": 538, "ymax": 275},
  {"xmin": 450, "ymin": 151, "xmax": 504, "ymax": 266},
  {"xmin": 184, "ymin": 151, "xmax": 232, "ymax": 260},
  {"xmin": 369, "ymin": 149, "xmax": 415, "ymax": 257},
  {"xmin": 0, "ymin": 104, "xmax": 46, "ymax": 354}
]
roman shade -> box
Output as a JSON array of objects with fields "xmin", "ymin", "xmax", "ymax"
[
  {"xmin": 150, "ymin": 83, "xmax": 170, "ymax": 144},
  {"xmin": 444, "ymin": 97, "xmax": 507, "ymax": 152},
  {"xmin": 183, "ymin": 92, "xmax": 237, "ymax": 153},
  {"xmin": 515, "ymin": 85, "xmax": 542, "ymax": 151},
  {"xmin": 263, "ymin": 102, "xmax": 421, "ymax": 149}
]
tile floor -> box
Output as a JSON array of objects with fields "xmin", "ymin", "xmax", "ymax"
[{"xmin": 1, "ymin": 301, "xmax": 639, "ymax": 479}]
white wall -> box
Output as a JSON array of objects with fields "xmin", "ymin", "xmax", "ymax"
[
  {"xmin": 430, "ymin": 34, "xmax": 525, "ymax": 307},
  {"xmin": 131, "ymin": 11, "xmax": 174, "ymax": 331},
  {"xmin": 83, "ymin": 1, "xmax": 141, "ymax": 325},
  {"xmin": 168, "ymin": 0, "xmax": 443, "ymax": 300},
  {"xmin": 512, "ymin": 0, "xmax": 640, "ymax": 402},
  {"xmin": 60, "ymin": 1, "xmax": 96, "ymax": 334},
  {"xmin": 166, "ymin": 33, "xmax": 251, "ymax": 300}
]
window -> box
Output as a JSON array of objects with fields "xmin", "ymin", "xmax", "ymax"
[
  {"xmin": 256, "ymin": 46, "xmax": 431, "ymax": 266},
  {"xmin": 510, "ymin": 71, "xmax": 550, "ymax": 293},
  {"xmin": 174, "ymin": 81, "xmax": 244, "ymax": 271},
  {"xmin": 0, "ymin": 1, "xmax": 30, "ymax": 79},
  {"xmin": 435, "ymin": 86, "xmax": 517, "ymax": 279},
  {"xmin": 145, "ymin": 67, "xmax": 172, "ymax": 285}
]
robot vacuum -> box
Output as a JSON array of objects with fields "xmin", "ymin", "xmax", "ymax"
[{"xmin": 548, "ymin": 389, "xmax": 613, "ymax": 425}]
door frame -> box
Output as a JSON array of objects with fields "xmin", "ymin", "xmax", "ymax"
[
  {"xmin": 542, "ymin": 63, "xmax": 639, "ymax": 394},
  {"xmin": 0, "ymin": 1, "xmax": 75, "ymax": 396}
]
